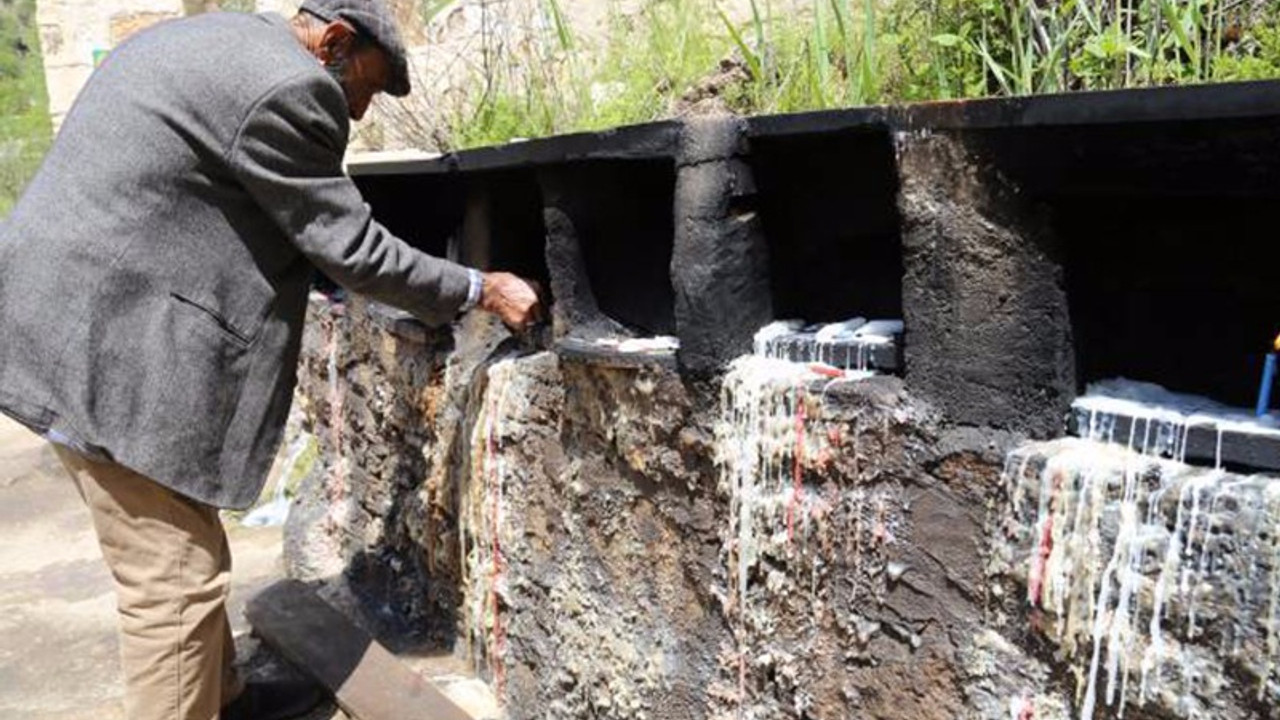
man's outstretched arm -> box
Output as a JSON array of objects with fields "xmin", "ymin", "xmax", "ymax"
[{"xmin": 229, "ymin": 72, "xmax": 541, "ymax": 328}]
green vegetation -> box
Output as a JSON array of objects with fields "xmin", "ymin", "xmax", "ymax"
[
  {"xmin": 1214, "ymin": 4, "xmax": 1280, "ymax": 81},
  {"xmin": 431, "ymin": 0, "xmax": 1280, "ymax": 151},
  {"xmin": 4, "ymin": 1, "xmax": 1279, "ymax": 187},
  {"xmin": 0, "ymin": 0, "xmax": 49, "ymax": 216},
  {"xmin": 450, "ymin": 0, "xmax": 735, "ymax": 147}
]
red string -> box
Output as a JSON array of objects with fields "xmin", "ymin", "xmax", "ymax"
[
  {"xmin": 737, "ymin": 651, "xmax": 746, "ymax": 717},
  {"xmin": 485, "ymin": 391, "xmax": 507, "ymax": 698},
  {"xmin": 1028, "ymin": 471, "xmax": 1062, "ymax": 606}
]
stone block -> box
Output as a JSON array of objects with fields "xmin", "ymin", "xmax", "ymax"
[
  {"xmin": 37, "ymin": 23, "xmax": 64, "ymax": 59},
  {"xmin": 246, "ymin": 579, "xmax": 474, "ymax": 720},
  {"xmin": 1068, "ymin": 402, "xmax": 1280, "ymax": 472},
  {"xmin": 43, "ymin": 64, "xmax": 93, "ymax": 120}
]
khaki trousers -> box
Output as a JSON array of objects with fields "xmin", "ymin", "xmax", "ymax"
[{"xmin": 54, "ymin": 446, "xmax": 242, "ymax": 720}]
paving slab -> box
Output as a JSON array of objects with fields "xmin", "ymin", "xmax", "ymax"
[{"xmin": 246, "ymin": 580, "xmax": 476, "ymax": 720}]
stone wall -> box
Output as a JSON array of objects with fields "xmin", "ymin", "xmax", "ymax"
[
  {"xmin": 999, "ymin": 439, "xmax": 1280, "ymax": 720},
  {"xmin": 286, "ymin": 291, "xmax": 1280, "ymax": 720},
  {"xmin": 282, "ymin": 84, "xmax": 1280, "ymax": 719},
  {"xmin": 288, "ymin": 294, "xmax": 1054, "ymax": 719},
  {"xmin": 35, "ymin": 0, "xmax": 183, "ymax": 128}
]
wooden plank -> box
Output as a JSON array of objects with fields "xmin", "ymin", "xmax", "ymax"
[{"xmin": 245, "ymin": 580, "xmax": 476, "ymax": 720}]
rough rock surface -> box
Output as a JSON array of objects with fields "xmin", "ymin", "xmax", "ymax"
[
  {"xmin": 287, "ymin": 295, "xmax": 467, "ymax": 646},
  {"xmin": 998, "ymin": 439, "xmax": 1280, "ymax": 720},
  {"xmin": 282, "ymin": 89, "xmax": 1280, "ymax": 720},
  {"xmin": 286, "ymin": 297, "xmax": 1082, "ymax": 719}
]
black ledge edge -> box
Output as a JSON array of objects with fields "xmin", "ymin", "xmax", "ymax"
[
  {"xmin": 1067, "ymin": 408, "xmax": 1280, "ymax": 473},
  {"xmin": 746, "ymin": 79, "xmax": 1280, "ymax": 137},
  {"xmin": 348, "ymin": 121, "xmax": 683, "ymax": 177},
  {"xmin": 348, "ymin": 81, "xmax": 1280, "ymax": 180},
  {"xmin": 768, "ymin": 338, "xmax": 903, "ymax": 374},
  {"xmin": 555, "ymin": 337, "xmax": 679, "ymax": 371}
]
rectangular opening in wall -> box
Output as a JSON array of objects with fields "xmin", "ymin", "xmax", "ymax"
[
  {"xmin": 349, "ymin": 166, "xmax": 551, "ymax": 311},
  {"xmin": 458, "ymin": 169, "xmax": 551, "ymax": 290},
  {"xmin": 541, "ymin": 159, "xmax": 678, "ymax": 340},
  {"xmin": 989, "ymin": 117, "xmax": 1280, "ymax": 470},
  {"xmin": 352, "ymin": 170, "xmax": 464, "ymax": 260},
  {"xmin": 747, "ymin": 127, "xmax": 905, "ymax": 372}
]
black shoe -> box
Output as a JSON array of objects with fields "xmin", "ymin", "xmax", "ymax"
[{"xmin": 221, "ymin": 679, "xmax": 326, "ymax": 720}]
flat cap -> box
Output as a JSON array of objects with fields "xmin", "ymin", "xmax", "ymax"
[{"xmin": 299, "ymin": 0, "xmax": 411, "ymax": 97}]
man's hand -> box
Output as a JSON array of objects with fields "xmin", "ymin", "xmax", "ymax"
[{"xmin": 479, "ymin": 272, "xmax": 544, "ymax": 331}]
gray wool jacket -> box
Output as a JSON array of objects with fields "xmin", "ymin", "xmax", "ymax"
[{"xmin": 0, "ymin": 12, "xmax": 472, "ymax": 509}]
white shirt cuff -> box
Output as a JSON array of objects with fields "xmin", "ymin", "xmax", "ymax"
[{"xmin": 460, "ymin": 268, "xmax": 483, "ymax": 312}]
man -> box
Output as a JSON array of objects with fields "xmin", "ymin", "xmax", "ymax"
[{"xmin": 0, "ymin": 1, "xmax": 541, "ymax": 718}]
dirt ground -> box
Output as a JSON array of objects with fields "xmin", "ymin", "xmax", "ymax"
[
  {"xmin": 0, "ymin": 415, "xmax": 498, "ymax": 720},
  {"xmin": 0, "ymin": 415, "xmax": 348, "ymax": 719}
]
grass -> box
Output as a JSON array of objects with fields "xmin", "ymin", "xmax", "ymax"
[
  {"xmin": 415, "ymin": 0, "xmax": 1280, "ymax": 151},
  {"xmin": 6, "ymin": 1, "xmax": 1280, "ymax": 174},
  {"xmin": 0, "ymin": 0, "xmax": 49, "ymax": 216}
]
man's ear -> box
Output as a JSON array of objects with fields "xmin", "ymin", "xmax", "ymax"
[{"xmin": 317, "ymin": 21, "xmax": 356, "ymax": 65}]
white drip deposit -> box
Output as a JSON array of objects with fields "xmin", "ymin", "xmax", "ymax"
[
  {"xmin": 721, "ymin": 327, "xmax": 882, "ymax": 603},
  {"xmin": 593, "ymin": 335, "xmax": 680, "ymax": 354},
  {"xmin": 719, "ymin": 357, "xmax": 829, "ymax": 615},
  {"xmin": 753, "ymin": 318, "xmax": 902, "ymax": 373},
  {"xmin": 1074, "ymin": 378, "xmax": 1280, "ymax": 467},
  {"xmin": 716, "ymin": 335, "xmax": 879, "ymax": 709},
  {"xmin": 1005, "ymin": 437, "xmax": 1280, "ymax": 718}
]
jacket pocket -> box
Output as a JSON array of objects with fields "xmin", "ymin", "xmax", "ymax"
[
  {"xmin": 151, "ymin": 293, "xmax": 255, "ymax": 471},
  {"xmin": 169, "ymin": 291, "xmax": 255, "ymax": 347}
]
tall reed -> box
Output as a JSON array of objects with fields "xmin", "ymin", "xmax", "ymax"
[{"xmin": 407, "ymin": 0, "xmax": 1279, "ymax": 151}]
